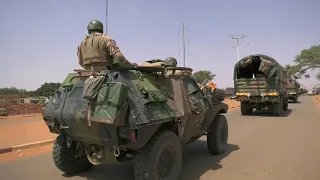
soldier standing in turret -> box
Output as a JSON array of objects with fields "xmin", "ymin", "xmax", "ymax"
[{"xmin": 77, "ymin": 20, "xmax": 133, "ymax": 71}]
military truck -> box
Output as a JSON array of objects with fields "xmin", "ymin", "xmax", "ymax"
[
  {"xmin": 233, "ymin": 54, "xmax": 288, "ymax": 116},
  {"xmin": 225, "ymin": 87, "xmax": 235, "ymax": 97},
  {"xmin": 42, "ymin": 63, "xmax": 229, "ymax": 180},
  {"xmin": 287, "ymin": 77, "xmax": 300, "ymax": 103}
]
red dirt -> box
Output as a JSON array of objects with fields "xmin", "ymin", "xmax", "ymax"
[
  {"xmin": 223, "ymin": 99, "xmax": 240, "ymax": 108},
  {"xmin": 0, "ymin": 103, "xmax": 43, "ymax": 116},
  {"xmin": 0, "ymin": 94, "xmax": 30, "ymax": 99},
  {"xmin": 0, "ymin": 119, "xmax": 57, "ymax": 149}
]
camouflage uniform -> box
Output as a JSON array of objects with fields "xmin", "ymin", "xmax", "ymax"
[{"xmin": 77, "ymin": 20, "xmax": 132, "ymax": 71}]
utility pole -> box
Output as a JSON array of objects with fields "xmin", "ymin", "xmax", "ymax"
[
  {"xmin": 229, "ymin": 35, "xmax": 249, "ymax": 61},
  {"xmin": 178, "ymin": 23, "xmax": 189, "ymax": 67},
  {"xmin": 105, "ymin": 0, "xmax": 108, "ymax": 34}
]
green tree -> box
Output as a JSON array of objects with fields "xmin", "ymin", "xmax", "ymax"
[
  {"xmin": 294, "ymin": 45, "xmax": 320, "ymax": 80},
  {"xmin": 32, "ymin": 82, "xmax": 61, "ymax": 97},
  {"xmin": 192, "ymin": 70, "xmax": 216, "ymax": 83},
  {"xmin": 284, "ymin": 64, "xmax": 298, "ymax": 76},
  {"xmin": 0, "ymin": 87, "xmax": 28, "ymax": 94}
]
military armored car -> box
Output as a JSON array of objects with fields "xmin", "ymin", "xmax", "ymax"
[{"xmin": 42, "ymin": 63, "xmax": 229, "ymax": 180}]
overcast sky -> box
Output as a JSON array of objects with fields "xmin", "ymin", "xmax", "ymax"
[{"xmin": 1, "ymin": 0, "xmax": 319, "ymax": 90}]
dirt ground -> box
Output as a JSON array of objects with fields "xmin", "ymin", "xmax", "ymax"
[
  {"xmin": 0, "ymin": 103, "xmax": 43, "ymax": 116},
  {"xmin": 0, "ymin": 119, "xmax": 57, "ymax": 149},
  {"xmin": 223, "ymin": 99, "xmax": 239, "ymax": 108}
]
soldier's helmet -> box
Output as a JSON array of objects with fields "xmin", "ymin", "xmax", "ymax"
[
  {"xmin": 87, "ymin": 20, "xmax": 104, "ymax": 33},
  {"xmin": 164, "ymin": 57, "xmax": 177, "ymax": 67}
]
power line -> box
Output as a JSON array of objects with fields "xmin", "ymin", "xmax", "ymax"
[
  {"xmin": 178, "ymin": 23, "xmax": 190, "ymax": 67},
  {"xmin": 229, "ymin": 35, "xmax": 249, "ymax": 61}
]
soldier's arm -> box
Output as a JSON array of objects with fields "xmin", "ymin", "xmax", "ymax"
[
  {"xmin": 77, "ymin": 45, "xmax": 84, "ymax": 68},
  {"xmin": 104, "ymin": 36, "xmax": 131, "ymax": 65}
]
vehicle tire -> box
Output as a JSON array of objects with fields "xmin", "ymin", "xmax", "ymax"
[
  {"xmin": 207, "ymin": 115, "xmax": 228, "ymax": 155},
  {"xmin": 293, "ymin": 97, "xmax": 298, "ymax": 103},
  {"xmin": 212, "ymin": 88, "xmax": 225, "ymax": 101},
  {"xmin": 283, "ymin": 98, "xmax": 288, "ymax": 111},
  {"xmin": 134, "ymin": 131, "xmax": 182, "ymax": 180},
  {"xmin": 272, "ymin": 98, "xmax": 283, "ymax": 116},
  {"xmin": 53, "ymin": 135, "xmax": 93, "ymax": 175},
  {"xmin": 240, "ymin": 102, "xmax": 252, "ymax": 115}
]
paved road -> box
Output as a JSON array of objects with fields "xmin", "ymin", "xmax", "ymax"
[{"xmin": 0, "ymin": 96, "xmax": 319, "ymax": 180}]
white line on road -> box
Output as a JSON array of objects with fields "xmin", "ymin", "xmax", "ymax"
[{"xmin": 243, "ymin": 124, "xmax": 251, "ymax": 128}]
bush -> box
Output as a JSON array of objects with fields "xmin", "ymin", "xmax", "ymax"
[{"xmin": 0, "ymin": 108, "xmax": 8, "ymax": 116}]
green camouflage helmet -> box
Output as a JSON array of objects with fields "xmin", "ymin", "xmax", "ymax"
[
  {"xmin": 164, "ymin": 57, "xmax": 177, "ymax": 67},
  {"xmin": 87, "ymin": 20, "xmax": 104, "ymax": 32}
]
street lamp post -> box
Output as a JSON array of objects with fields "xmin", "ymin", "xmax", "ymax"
[
  {"xmin": 229, "ymin": 42, "xmax": 250, "ymax": 61},
  {"xmin": 229, "ymin": 35, "xmax": 250, "ymax": 61}
]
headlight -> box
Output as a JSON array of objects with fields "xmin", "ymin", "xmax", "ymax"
[
  {"xmin": 261, "ymin": 92, "xmax": 265, "ymax": 97},
  {"xmin": 246, "ymin": 92, "xmax": 251, "ymax": 97}
]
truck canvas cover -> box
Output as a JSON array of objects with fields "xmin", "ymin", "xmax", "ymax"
[
  {"xmin": 233, "ymin": 54, "xmax": 287, "ymax": 95},
  {"xmin": 287, "ymin": 77, "xmax": 300, "ymax": 93}
]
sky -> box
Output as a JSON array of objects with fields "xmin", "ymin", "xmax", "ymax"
[{"xmin": 0, "ymin": 0, "xmax": 319, "ymax": 90}]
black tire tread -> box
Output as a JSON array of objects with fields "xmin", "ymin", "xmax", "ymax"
[
  {"xmin": 207, "ymin": 115, "xmax": 228, "ymax": 155},
  {"xmin": 134, "ymin": 130, "xmax": 182, "ymax": 180},
  {"xmin": 53, "ymin": 135, "xmax": 92, "ymax": 175},
  {"xmin": 240, "ymin": 102, "xmax": 251, "ymax": 115},
  {"xmin": 212, "ymin": 88, "xmax": 226, "ymax": 101}
]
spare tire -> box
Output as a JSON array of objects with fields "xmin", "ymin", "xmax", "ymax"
[{"xmin": 212, "ymin": 88, "xmax": 225, "ymax": 101}]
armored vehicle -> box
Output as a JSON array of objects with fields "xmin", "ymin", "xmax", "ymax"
[
  {"xmin": 287, "ymin": 77, "xmax": 300, "ymax": 103},
  {"xmin": 42, "ymin": 63, "xmax": 229, "ymax": 180},
  {"xmin": 233, "ymin": 54, "xmax": 288, "ymax": 116}
]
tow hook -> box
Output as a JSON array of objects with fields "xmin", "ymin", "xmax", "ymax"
[
  {"xmin": 113, "ymin": 146, "xmax": 120, "ymax": 157},
  {"xmin": 66, "ymin": 137, "xmax": 72, "ymax": 148}
]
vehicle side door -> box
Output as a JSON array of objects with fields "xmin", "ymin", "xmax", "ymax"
[{"xmin": 181, "ymin": 77, "xmax": 209, "ymax": 139}]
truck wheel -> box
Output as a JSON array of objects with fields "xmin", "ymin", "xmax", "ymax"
[
  {"xmin": 283, "ymin": 98, "xmax": 288, "ymax": 111},
  {"xmin": 240, "ymin": 102, "xmax": 252, "ymax": 115},
  {"xmin": 272, "ymin": 99, "xmax": 283, "ymax": 116},
  {"xmin": 207, "ymin": 115, "xmax": 228, "ymax": 155},
  {"xmin": 53, "ymin": 135, "xmax": 93, "ymax": 175},
  {"xmin": 134, "ymin": 131, "xmax": 182, "ymax": 180},
  {"xmin": 213, "ymin": 88, "xmax": 226, "ymax": 101}
]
